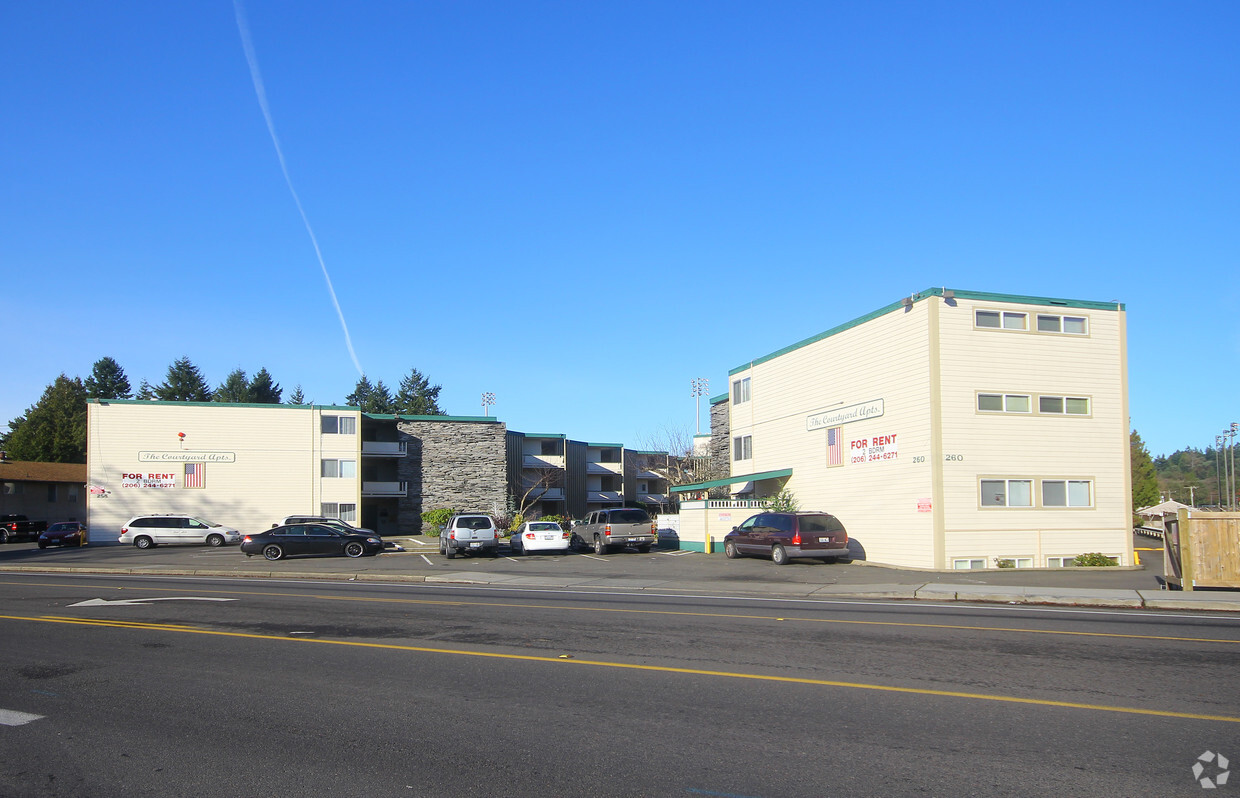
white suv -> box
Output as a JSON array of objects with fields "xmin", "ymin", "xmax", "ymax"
[
  {"xmin": 439, "ymin": 514, "xmax": 498, "ymax": 558},
  {"xmin": 119, "ymin": 515, "xmax": 242, "ymax": 549}
]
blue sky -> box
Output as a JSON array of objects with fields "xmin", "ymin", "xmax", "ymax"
[{"xmin": 3, "ymin": 1, "xmax": 1236, "ymax": 458}]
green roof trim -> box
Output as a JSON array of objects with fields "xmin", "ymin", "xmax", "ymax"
[
  {"xmin": 369, "ymin": 414, "xmax": 499, "ymax": 423},
  {"xmin": 728, "ymin": 287, "xmax": 1126, "ymax": 376},
  {"xmin": 518, "ymin": 433, "xmax": 566, "ymax": 439},
  {"xmin": 671, "ymin": 468, "xmax": 794, "ymax": 493},
  {"xmin": 627, "ymin": 449, "xmax": 669, "ymax": 456},
  {"xmin": 709, "ymin": 392, "xmax": 729, "ymax": 405},
  {"xmin": 587, "ymin": 442, "xmax": 624, "ymax": 448},
  {"xmin": 88, "ymin": 398, "xmax": 359, "ymax": 411}
]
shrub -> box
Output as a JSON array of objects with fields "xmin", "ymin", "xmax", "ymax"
[
  {"xmin": 508, "ymin": 513, "xmax": 524, "ymax": 533},
  {"xmin": 1073, "ymin": 552, "xmax": 1118, "ymax": 567},
  {"xmin": 995, "ymin": 558, "xmax": 1015, "ymax": 568},
  {"xmin": 766, "ymin": 486, "xmax": 800, "ymax": 513},
  {"xmin": 540, "ymin": 514, "xmax": 569, "ymax": 530},
  {"xmin": 419, "ymin": 508, "xmax": 456, "ymax": 536}
]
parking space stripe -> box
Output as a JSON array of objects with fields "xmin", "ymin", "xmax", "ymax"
[{"xmin": 0, "ymin": 709, "xmax": 45, "ymax": 726}]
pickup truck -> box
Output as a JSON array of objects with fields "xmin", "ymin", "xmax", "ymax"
[
  {"xmin": 1, "ymin": 515, "xmax": 48, "ymax": 544},
  {"xmin": 573, "ymin": 508, "xmax": 657, "ymax": 555}
]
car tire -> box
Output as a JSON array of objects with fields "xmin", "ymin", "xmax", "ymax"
[
  {"xmin": 0, "ymin": 530, "xmax": 8, "ymax": 544},
  {"xmin": 445, "ymin": 545, "xmax": 456, "ymax": 560},
  {"xmin": 263, "ymin": 544, "xmax": 284, "ymax": 561},
  {"xmin": 771, "ymin": 544, "xmax": 788, "ymax": 565},
  {"xmin": 593, "ymin": 535, "xmax": 607, "ymax": 555},
  {"xmin": 637, "ymin": 544, "xmax": 651, "ymax": 554},
  {"xmin": 37, "ymin": 541, "xmax": 47, "ymax": 550},
  {"xmin": 344, "ymin": 541, "xmax": 365, "ymax": 558},
  {"xmin": 206, "ymin": 534, "xmax": 225, "ymax": 547},
  {"xmin": 724, "ymin": 540, "xmax": 739, "ymax": 559},
  {"xmin": 134, "ymin": 536, "xmax": 154, "ymax": 550},
  {"xmin": 439, "ymin": 538, "xmax": 446, "ymax": 555}
]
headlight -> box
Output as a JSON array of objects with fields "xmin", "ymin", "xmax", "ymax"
[{"xmin": 366, "ymin": 537, "xmax": 380, "ymax": 543}]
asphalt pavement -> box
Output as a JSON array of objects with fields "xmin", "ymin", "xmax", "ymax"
[{"xmin": 3, "ymin": 530, "xmax": 1238, "ymax": 612}]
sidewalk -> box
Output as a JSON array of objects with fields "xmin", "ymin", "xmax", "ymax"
[{"xmin": 3, "ymin": 536, "xmax": 1239, "ymax": 612}]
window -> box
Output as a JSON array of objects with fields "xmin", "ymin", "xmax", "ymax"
[
  {"xmin": 338, "ymin": 503, "xmax": 356, "ymax": 523},
  {"xmin": 997, "ymin": 557, "xmax": 1034, "ymax": 568},
  {"xmin": 321, "ymin": 502, "xmax": 338, "ymax": 518},
  {"xmin": 953, "ymin": 558, "xmax": 986, "ymax": 569},
  {"xmin": 1046, "ymin": 556, "xmax": 1077, "ymax": 568},
  {"xmin": 980, "ymin": 479, "xmax": 1032, "ymax": 507},
  {"xmin": 975, "ymin": 310, "xmax": 1027, "ymax": 330},
  {"xmin": 69, "ymin": 485, "xmax": 79, "ymax": 502},
  {"xmin": 321, "ymin": 459, "xmax": 357, "ymax": 478},
  {"xmin": 977, "ymin": 393, "xmax": 1031, "ymax": 413},
  {"xmin": 732, "ymin": 377, "xmax": 751, "ymax": 405},
  {"xmin": 1042, "ymin": 480, "xmax": 1093, "ymax": 507},
  {"xmin": 733, "ymin": 435, "xmax": 752, "ymax": 461},
  {"xmin": 321, "ymin": 415, "xmax": 356, "ymax": 434},
  {"xmin": 599, "ymin": 449, "xmax": 618, "ymax": 462},
  {"xmin": 540, "ymin": 440, "xmax": 559, "ymax": 456},
  {"xmin": 47, "ymin": 484, "xmax": 58, "ymax": 502},
  {"xmin": 1037, "ymin": 314, "xmax": 1088, "ymax": 335},
  {"xmin": 1038, "ymin": 396, "xmax": 1090, "ymax": 415},
  {"xmin": 2, "ymin": 482, "xmax": 18, "ymax": 495}
]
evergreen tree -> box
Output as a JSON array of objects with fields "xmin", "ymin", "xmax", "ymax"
[
  {"xmin": 2, "ymin": 375, "xmax": 88, "ymax": 463},
  {"xmin": 1131, "ymin": 429, "xmax": 1159, "ymax": 509},
  {"xmin": 248, "ymin": 368, "xmax": 282, "ymax": 404},
  {"xmin": 345, "ymin": 376, "xmax": 375, "ymax": 408},
  {"xmin": 288, "ymin": 385, "xmax": 306, "ymax": 405},
  {"xmin": 394, "ymin": 367, "xmax": 445, "ymax": 415},
  {"xmin": 135, "ymin": 379, "xmax": 156, "ymax": 400},
  {"xmin": 84, "ymin": 356, "xmax": 132, "ymax": 400},
  {"xmin": 365, "ymin": 379, "xmax": 395, "ymax": 414},
  {"xmin": 215, "ymin": 368, "xmax": 250, "ymax": 403},
  {"xmin": 156, "ymin": 357, "xmax": 213, "ymax": 402}
]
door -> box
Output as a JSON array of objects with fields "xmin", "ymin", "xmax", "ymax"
[
  {"xmin": 734, "ymin": 514, "xmax": 763, "ymax": 553},
  {"xmin": 304, "ymin": 524, "xmax": 339, "ymax": 555}
]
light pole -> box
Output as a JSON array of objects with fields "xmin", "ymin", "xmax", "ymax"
[
  {"xmin": 690, "ymin": 377, "xmax": 709, "ymax": 435},
  {"xmin": 1229, "ymin": 423, "xmax": 1238, "ymax": 509},
  {"xmin": 1217, "ymin": 435, "xmax": 1224, "ymax": 507},
  {"xmin": 481, "ymin": 392, "xmax": 496, "ymax": 417}
]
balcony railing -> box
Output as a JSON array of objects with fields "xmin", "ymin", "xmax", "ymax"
[
  {"xmin": 523, "ymin": 454, "xmax": 565, "ymax": 469},
  {"xmin": 638, "ymin": 492, "xmax": 668, "ymax": 505},
  {"xmin": 586, "ymin": 462, "xmax": 622, "ymax": 475},
  {"xmin": 362, "ymin": 481, "xmax": 407, "ymax": 497},
  {"xmin": 588, "ymin": 491, "xmax": 623, "ymax": 503},
  {"xmin": 362, "ymin": 441, "xmax": 407, "ymax": 457},
  {"xmin": 523, "ymin": 487, "xmax": 565, "ymax": 501}
]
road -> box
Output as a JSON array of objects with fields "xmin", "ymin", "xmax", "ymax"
[{"xmin": 1, "ymin": 572, "xmax": 1236, "ymax": 797}]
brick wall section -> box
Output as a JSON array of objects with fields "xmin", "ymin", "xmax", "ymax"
[
  {"xmin": 710, "ymin": 400, "xmax": 730, "ymax": 469},
  {"xmin": 395, "ymin": 418, "xmax": 509, "ymax": 534}
]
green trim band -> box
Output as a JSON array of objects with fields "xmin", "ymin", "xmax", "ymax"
[{"xmin": 671, "ymin": 468, "xmax": 793, "ymax": 493}]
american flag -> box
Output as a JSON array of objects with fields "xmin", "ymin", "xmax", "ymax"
[
  {"xmin": 827, "ymin": 426, "xmax": 843, "ymax": 467},
  {"xmin": 184, "ymin": 462, "xmax": 205, "ymax": 489}
]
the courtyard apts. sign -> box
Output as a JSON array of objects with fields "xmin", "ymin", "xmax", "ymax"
[
  {"xmin": 806, "ymin": 399, "xmax": 884, "ymax": 431},
  {"xmin": 138, "ymin": 451, "xmax": 236, "ymax": 463}
]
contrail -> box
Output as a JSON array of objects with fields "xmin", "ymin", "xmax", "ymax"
[{"xmin": 233, "ymin": 0, "xmax": 364, "ymax": 376}]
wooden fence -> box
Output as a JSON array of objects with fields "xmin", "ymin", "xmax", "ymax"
[{"xmin": 1164, "ymin": 510, "xmax": 1240, "ymax": 590}]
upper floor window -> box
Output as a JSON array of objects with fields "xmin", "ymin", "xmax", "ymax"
[
  {"xmin": 1038, "ymin": 396, "xmax": 1091, "ymax": 415},
  {"xmin": 732, "ymin": 377, "xmax": 751, "ymax": 405},
  {"xmin": 979, "ymin": 393, "xmax": 1090, "ymax": 415},
  {"xmin": 977, "ymin": 393, "xmax": 1031, "ymax": 413},
  {"xmin": 1036, "ymin": 314, "xmax": 1088, "ymax": 335},
  {"xmin": 733, "ymin": 435, "xmax": 753, "ymax": 461},
  {"xmin": 321, "ymin": 415, "xmax": 356, "ymax": 434},
  {"xmin": 980, "ymin": 479, "xmax": 1032, "ymax": 507},
  {"xmin": 1042, "ymin": 480, "xmax": 1092, "ymax": 507},
  {"xmin": 975, "ymin": 310, "xmax": 1027, "ymax": 330},
  {"xmin": 599, "ymin": 448, "xmax": 619, "ymax": 462},
  {"xmin": 321, "ymin": 459, "xmax": 357, "ymax": 478}
]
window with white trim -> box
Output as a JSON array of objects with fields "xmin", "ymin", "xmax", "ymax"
[
  {"xmin": 1042, "ymin": 479, "xmax": 1093, "ymax": 507},
  {"xmin": 1038, "ymin": 396, "xmax": 1090, "ymax": 415},
  {"xmin": 980, "ymin": 479, "xmax": 1032, "ymax": 507},
  {"xmin": 997, "ymin": 557, "xmax": 1034, "ymax": 568},
  {"xmin": 975, "ymin": 310, "xmax": 1027, "ymax": 330},
  {"xmin": 320, "ymin": 459, "xmax": 357, "ymax": 478},
  {"xmin": 733, "ymin": 435, "xmax": 752, "ymax": 461},
  {"xmin": 321, "ymin": 415, "xmax": 356, "ymax": 434},
  {"xmin": 321, "ymin": 502, "xmax": 338, "ymax": 518},
  {"xmin": 322, "ymin": 502, "xmax": 358, "ymax": 522},
  {"xmin": 732, "ymin": 377, "xmax": 751, "ymax": 405},
  {"xmin": 1036, "ymin": 314, "xmax": 1088, "ymax": 335},
  {"xmin": 1046, "ymin": 556, "xmax": 1077, "ymax": 568},
  {"xmin": 977, "ymin": 393, "xmax": 1032, "ymax": 413},
  {"xmin": 953, "ymin": 558, "xmax": 986, "ymax": 569}
]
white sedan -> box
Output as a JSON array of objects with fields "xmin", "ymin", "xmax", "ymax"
[{"xmin": 509, "ymin": 520, "xmax": 571, "ymax": 555}]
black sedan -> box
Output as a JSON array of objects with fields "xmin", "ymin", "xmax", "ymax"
[
  {"xmin": 38, "ymin": 522, "xmax": 88, "ymax": 548},
  {"xmin": 241, "ymin": 523, "xmax": 384, "ymax": 561}
]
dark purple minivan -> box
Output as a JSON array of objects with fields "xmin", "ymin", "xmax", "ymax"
[{"xmin": 723, "ymin": 512, "xmax": 849, "ymax": 565}]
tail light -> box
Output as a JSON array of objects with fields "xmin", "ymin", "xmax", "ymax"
[
  {"xmin": 792, "ymin": 532, "xmax": 801, "ymax": 545},
  {"xmin": 121, "ymin": 527, "xmax": 128, "ymax": 535},
  {"xmin": 562, "ymin": 531, "xmax": 571, "ymax": 539},
  {"xmin": 242, "ymin": 535, "xmax": 252, "ymax": 543},
  {"xmin": 449, "ymin": 531, "xmax": 456, "ymax": 540},
  {"xmin": 603, "ymin": 524, "xmax": 612, "ymax": 537},
  {"xmin": 524, "ymin": 533, "xmax": 535, "ymax": 540}
]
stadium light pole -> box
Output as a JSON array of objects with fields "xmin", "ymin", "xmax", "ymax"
[
  {"xmin": 1217, "ymin": 435, "xmax": 1225, "ymax": 507},
  {"xmin": 481, "ymin": 392, "xmax": 496, "ymax": 417},
  {"xmin": 690, "ymin": 377, "xmax": 709, "ymax": 435}
]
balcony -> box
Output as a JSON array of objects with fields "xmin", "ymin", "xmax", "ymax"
[
  {"xmin": 523, "ymin": 454, "xmax": 565, "ymax": 469},
  {"xmin": 362, "ymin": 441, "xmax": 407, "ymax": 458},
  {"xmin": 638, "ymin": 493, "xmax": 668, "ymax": 505},
  {"xmin": 362, "ymin": 481, "xmax": 407, "ymax": 497},
  {"xmin": 588, "ymin": 491, "xmax": 623, "ymax": 503},
  {"xmin": 586, "ymin": 462, "xmax": 622, "ymax": 475},
  {"xmin": 523, "ymin": 487, "xmax": 565, "ymax": 501}
]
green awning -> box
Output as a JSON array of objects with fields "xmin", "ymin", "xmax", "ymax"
[{"xmin": 671, "ymin": 468, "xmax": 793, "ymax": 493}]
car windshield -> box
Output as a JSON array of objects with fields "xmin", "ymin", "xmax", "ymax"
[
  {"xmin": 608, "ymin": 510, "xmax": 650, "ymax": 524},
  {"xmin": 456, "ymin": 517, "xmax": 492, "ymax": 530},
  {"xmin": 529, "ymin": 522, "xmax": 560, "ymax": 531}
]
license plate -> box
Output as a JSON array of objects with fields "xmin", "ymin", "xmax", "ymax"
[
  {"xmin": 818, "ymin": 537, "xmax": 831, "ymax": 543},
  {"xmin": 542, "ymin": 535, "xmax": 555, "ymax": 540},
  {"xmin": 469, "ymin": 542, "xmax": 482, "ymax": 548},
  {"xmin": 627, "ymin": 538, "xmax": 639, "ymax": 542}
]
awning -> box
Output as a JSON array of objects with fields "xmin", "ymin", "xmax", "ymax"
[{"xmin": 670, "ymin": 468, "xmax": 793, "ymax": 493}]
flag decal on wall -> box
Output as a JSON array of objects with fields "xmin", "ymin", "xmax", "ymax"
[
  {"xmin": 184, "ymin": 462, "xmax": 205, "ymax": 489},
  {"xmin": 827, "ymin": 426, "xmax": 844, "ymax": 467}
]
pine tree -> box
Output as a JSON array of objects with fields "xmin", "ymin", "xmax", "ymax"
[
  {"xmin": 288, "ymin": 385, "xmax": 306, "ymax": 405},
  {"xmin": 215, "ymin": 368, "xmax": 250, "ymax": 403},
  {"xmin": 366, "ymin": 379, "xmax": 395, "ymax": 414},
  {"xmin": 135, "ymin": 380, "xmax": 156, "ymax": 400},
  {"xmin": 1131, "ymin": 429, "xmax": 1159, "ymax": 509},
  {"xmin": 345, "ymin": 376, "xmax": 375, "ymax": 408},
  {"xmin": 248, "ymin": 368, "xmax": 282, "ymax": 404},
  {"xmin": 156, "ymin": 357, "xmax": 213, "ymax": 402},
  {"xmin": 2, "ymin": 375, "xmax": 88, "ymax": 463},
  {"xmin": 84, "ymin": 356, "xmax": 132, "ymax": 400},
  {"xmin": 394, "ymin": 367, "xmax": 445, "ymax": 415}
]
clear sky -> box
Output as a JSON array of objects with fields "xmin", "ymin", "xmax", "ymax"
[{"xmin": 3, "ymin": 1, "xmax": 1236, "ymax": 458}]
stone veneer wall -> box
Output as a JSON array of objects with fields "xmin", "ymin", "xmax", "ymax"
[
  {"xmin": 395, "ymin": 418, "xmax": 509, "ymax": 534},
  {"xmin": 710, "ymin": 399, "xmax": 730, "ymax": 470}
]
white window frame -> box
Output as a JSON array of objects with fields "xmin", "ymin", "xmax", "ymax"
[
  {"xmin": 320, "ymin": 459, "xmax": 357, "ymax": 478},
  {"xmin": 339, "ymin": 416, "xmax": 356, "ymax": 435},
  {"xmin": 321, "ymin": 502, "xmax": 338, "ymax": 517},
  {"xmin": 953, "ymin": 558, "xmax": 986, "ymax": 569},
  {"xmin": 1046, "ymin": 556, "xmax": 1077, "ymax": 568},
  {"xmin": 733, "ymin": 435, "xmax": 752, "ymax": 461},
  {"xmin": 1041, "ymin": 479, "xmax": 1093, "ymax": 508},
  {"xmin": 975, "ymin": 310, "xmax": 1028, "ymax": 330},
  {"xmin": 980, "ymin": 479, "xmax": 1033, "ymax": 507},
  {"xmin": 732, "ymin": 377, "xmax": 751, "ymax": 405},
  {"xmin": 997, "ymin": 557, "xmax": 1034, "ymax": 568},
  {"xmin": 1038, "ymin": 395, "xmax": 1091, "ymax": 415},
  {"xmin": 339, "ymin": 503, "xmax": 357, "ymax": 523},
  {"xmin": 321, "ymin": 415, "xmax": 339, "ymax": 434},
  {"xmin": 1036, "ymin": 314, "xmax": 1089, "ymax": 335},
  {"xmin": 977, "ymin": 393, "xmax": 1032, "ymax": 413}
]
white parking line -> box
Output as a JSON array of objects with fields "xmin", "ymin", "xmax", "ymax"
[
  {"xmin": 419, "ymin": 555, "xmax": 434, "ymax": 566},
  {"xmin": 661, "ymin": 550, "xmax": 696, "ymax": 557},
  {"xmin": 406, "ymin": 539, "xmax": 431, "ymax": 546},
  {"xmin": 0, "ymin": 709, "xmax": 44, "ymax": 727},
  {"xmin": 578, "ymin": 554, "xmax": 610, "ymax": 562}
]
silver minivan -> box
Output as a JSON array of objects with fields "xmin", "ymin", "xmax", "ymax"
[
  {"xmin": 119, "ymin": 515, "xmax": 242, "ymax": 549},
  {"xmin": 439, "ymin": 514, "xmax": 498, "ymax": 558}
]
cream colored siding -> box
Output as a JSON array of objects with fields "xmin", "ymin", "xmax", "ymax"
[{"xmin": 87, "ymin": 402, "xmax": 361, "ymax": 537}]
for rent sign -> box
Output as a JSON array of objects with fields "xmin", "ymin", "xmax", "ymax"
[
  {"xmin": 121, "ymin": 472, "xmax": 177, "ymax": 489},
  {"xmin": 850, "ymin": 433, "xmax": 899, "ymax": 464}
]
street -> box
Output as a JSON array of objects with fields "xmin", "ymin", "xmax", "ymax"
[{"xmin": 1, "ymin": 572, "xmax": 1237, "ymax": 797}]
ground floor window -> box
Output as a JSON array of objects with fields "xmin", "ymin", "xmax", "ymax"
[
  {"xmin": 320, "ymin": 502, "xmax": 358, "ymax": 522},
  {"xmin": 996, "ymin": 557, "xmax": 1034, "ymax": 568},
  {"xmin": 953, "ymin": 558, "xmax": 986, "ymax": 569}
]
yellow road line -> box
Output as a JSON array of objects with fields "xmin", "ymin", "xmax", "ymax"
[
  {"xmin": 4, "ymin": 579, "xmax": 1239, "ymax": 645},
  {"xmin": 3, "ymin": 612, "xmax": 1237, "ymax": 725}
]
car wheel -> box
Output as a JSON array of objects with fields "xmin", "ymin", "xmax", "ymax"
[
  {"xmin": 0, "ymin": 530, "xmax": 8, "ymax": 544},
  {"xmin": 445, "ymin": 545, "xmax": 457, "ymax": 560},
  {"xmin": 771, "ymin": 544, "xmax": 789, "ymax": 565},
  {"xmin": 344, "ymin": 541, "xmax": 365, "ymax": 558},
  {"xmin": 262, "ymin": 544, "xmax": 284, "ymax": 561},
  {"xmin": 439, "ymin": 538, "xmax": 446, "ymax": 555},
  {"xmin": 37, "ymin": 541, "xmax": 48, "ymax": 550},
  {"xmin": 134, "ymin": 536, "xmax": 154, "ymax": 550},
  {"xmin": 593, "ymin": 535, "xmax": 607, "ymax": 555},
  {"xmin": 206, "ymin": 534, "xmax": 225, "ymax": 547},
  {"xmin": 724, "ymin": 540, "xmax": 739, "ymax": 559},
  {"xmin": 637, "ymin": 544, "xmax": 651, "ymax": 553}
]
